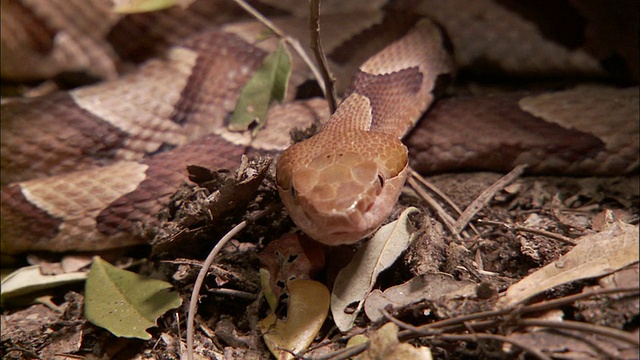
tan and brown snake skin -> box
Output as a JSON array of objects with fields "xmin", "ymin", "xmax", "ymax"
[
  {"xmin": 1, "ymin": 0, "xmax": 638, "ymax": 253},
  {"xmin": 276, "ymin": 20, "xmax": 453, "ymax": 245}
]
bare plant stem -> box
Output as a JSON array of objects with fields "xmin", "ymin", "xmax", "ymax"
[
  {"xmin": 309, "ymin": 0, "xmax": 338, "ymax": 113},
  {"xmin": 186, "ymin": 221, "xmax": 247, "ymax": 360}
]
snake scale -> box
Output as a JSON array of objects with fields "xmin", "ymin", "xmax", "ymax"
[{"xmin": 1, "ymin": 0, "xmax": 638, "ymax": 253}]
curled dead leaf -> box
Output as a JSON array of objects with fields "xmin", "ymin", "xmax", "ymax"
[
  {"xmin": 260, "ymin": 279, "xmax": 330, "ymax": 360},
  {"xmin": 331, "ymin": 207, "xmax": 419, "ymax": 332}
]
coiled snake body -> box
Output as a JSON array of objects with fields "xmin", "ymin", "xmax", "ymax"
[{"xmin": 1, "ymin": 1, "xmax": 638, "ymax": 253}]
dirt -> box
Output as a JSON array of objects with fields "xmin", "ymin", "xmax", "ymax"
[{"xmin": 2, "ymin": 170, "xmax": 638, "ymax": 359}]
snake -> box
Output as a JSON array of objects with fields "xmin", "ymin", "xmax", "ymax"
[
  {"xmin": 1, "ymin": 0, "xmax": 638, "ymax": 254},
  {"xmin": 276, "ymin": 20, "xmax": 452, "ymax": 245}
]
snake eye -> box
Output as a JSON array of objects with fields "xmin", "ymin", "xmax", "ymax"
[
  {"xmin": 375, "ymin": 174, "xmax": 385, "ymax": 195},
  {"xmin": 290, "ymin": 184, "xmax": 297, "ymax": 199}
]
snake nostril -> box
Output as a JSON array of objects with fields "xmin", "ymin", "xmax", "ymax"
[{"xmin": 365, "ymin": 200, "xmax": 375, "ymax": 212}]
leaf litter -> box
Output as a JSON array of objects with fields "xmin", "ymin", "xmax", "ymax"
[{"xmin": 4, "ymin": 167, "xmax": 638, "ymax": 359}]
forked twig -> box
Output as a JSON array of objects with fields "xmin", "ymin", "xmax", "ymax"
[
  {"xmin": 384, "ymin": 309, "xmax": 553, "ymax": 360},
  {"xmin": 230, "ymin": 0, "xmax": 329, "ymax": 100},
  {"xmin": 516, "ymin": 319, "xmax": 639, "ymax": 346},
  {"xmin": 408, "ymin": 168, "xmax": 481, "ymax": 237}
]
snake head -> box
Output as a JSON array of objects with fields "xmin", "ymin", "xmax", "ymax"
[{"xmin": 276, "ymin": 130, "xmax": 409, "ymax": 245}]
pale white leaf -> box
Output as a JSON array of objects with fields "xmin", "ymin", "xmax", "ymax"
[
  {"xmin": 1, "ymin": 265, "xmax": 87, "ymax": 301},
  {"xmin": 331, "ymin": 207, "xmax": 419, "ymax": 332}
]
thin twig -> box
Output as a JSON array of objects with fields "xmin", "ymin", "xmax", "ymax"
[
  {"xmin": 208, "ymin": 288, "xmax": 257, "ymax": 300},
  {"xmin": 311, "ymin": 342, "xmax": 369, "ymax": 360},
  {"xmin": 186, "ymin": 221, "xmax": 247, "ymax": 360},
  {"xmin": 408, "ymin": 169, "xmax": 464, "ymax": 215},
  {"xmin": 516, "ymin": 319, "xmax": 639, "ymax": 346},
  {"xmin": 452, "ymin": 164, "xmax": 527, "ymax": 234},
  {"xmin": 230, "ymin": 0, "xmax": 328, "ymax": 98},
  {"xmin": 415, "ymin": 286, "xmax": 639, "ymax": 334},
  {"xmin": 520, "ymin": 286, "xmax": 639, "ymax": 314},
  {"xmin": 551, "ymin": 328, "xmax": 622, "ymax": 359},
  {"xmin": 317, "ymin": 287, "xmax": 638, "ymax": 359},
  {"xmin": 396, "ymin": 286, "xmax": 639, "ymax": 338},
  {"xmin": 477, "ymin": 219, "xmax": 576, "ymax": 245},
  {"xmin": 437, "ymin": 334, "xmax": 553, "ymax": 360},
  {"xmin": 407, "ymin": 176, "xmax": 462, "ymax": 240},
  {"xmin": 301, "ymin": 328, "xmax": 366, "ymax": 354},
  {"xmin": 382, "ymin": 309, "xmax": 440, "ymax": 336},
  {"xmin": 399, "ymin": 315, "xmax": 640, "ymax": 351},
  {"xmin": 408, "ymin": 168, "xmax": 481, "ymax": 237},
  {"xmin": 384, "ymin": 309, "xmax": 552, "ymax": 360},
  {"xmin": 309, "ymin": 0, "xmax": 338, "ymax": 113}
]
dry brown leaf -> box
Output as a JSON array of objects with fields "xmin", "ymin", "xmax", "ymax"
[
  {"xmin": 356, "ymin": 323, "xmax": 432, "ymax": 360},
  {"xmin": 501, "ymin": 220, "xmax": 639, "ymax": 306},
  {"xmin": 364, "ymin": 273, "xmax": 476, "ymax": 322},
  {"xmin": 260, "ymin": 279, "xmax": 330, "ymax": 360},
  {"xmin": 259, "ymin": 233, "xmax": 325, "ymax": 310},
  {"xmin": 1, "ymin": 296, "xmax": 84, "ymax": 359},
  {"xmin": 331, "ymin": 207, "xmax": 418, "ymax": 332}
]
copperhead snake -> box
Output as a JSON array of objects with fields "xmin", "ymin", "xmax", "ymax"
[{"xmin": 1, "ymin": 0, "xmax": 638, "ymax": 254}]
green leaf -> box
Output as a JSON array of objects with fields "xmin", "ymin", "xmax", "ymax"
[
  {"xmin": 259, "ymin": 268, "xmax": 278, "ymax": 312},
  {"xmin": 84, "ymin": 257, "xmax": 182, "ymax": 339},
  {"xmin": 112, "ymin": 0, "xmax": 188, "ymax": 13},
  {"xmin": 229, "ymin": 41, "xmax": 292, "ymax": 135}
]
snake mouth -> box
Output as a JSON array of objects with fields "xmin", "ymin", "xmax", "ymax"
[
  {"xmin": 329, "ymin": 231, "xmax": 353, "ymax": 236},
  {"xmin": 327, "ymin": 226, "xmax": 375, "ymax": 237},
  {"xmin": 320, "ymin": 228, "xmax": 376, "ymax": 245}
]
